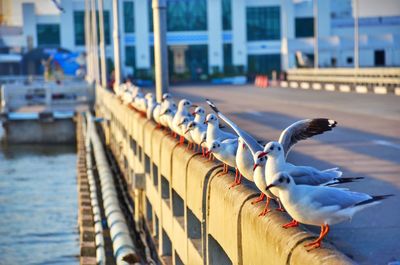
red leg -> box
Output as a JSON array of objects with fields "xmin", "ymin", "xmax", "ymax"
[
  {"xmin": 282, "ymin": 219, "xmax": 299, "ymax": 229},
  {"xmin": 251, "ymin": 193, "xmax": 266, "ymax": 204},
  {"xmin": 179, "ymin": 136, "xmax": 185, "ymax": 145},
  {"xmin": 230, "ymin": 170, "xmax": 242, "ymax": 188},
  {"xmin": 258, "ymin": 197, "xmax": 271, "ymax": 216},
  {"xmin": 304, "ymin": 225, "xmax": 330, "ymax": 251},
  {"xmin": 275, "ymin": 199, "xmax": 286, "ymax": 212}
]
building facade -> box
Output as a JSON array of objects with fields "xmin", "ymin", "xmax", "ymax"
[{"xmin": 1, "ymin": 0, "xmax": 400, "ymax": 79}]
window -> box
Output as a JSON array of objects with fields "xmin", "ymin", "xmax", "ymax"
[
  {"xmin": 246, "ymin": 6, "xmax": 280, "ymax": 41},
  {"xmin": 295, "ymin": 17, "xmax": 314, "ymax": 38},
  {"xmin": 123, "ymin": 1, "xmax": 134, "ymax": 33},
  {"xmin": 148, "ymin": 0, "xmax": 153, "ymax": 32},
  {"xmin": 37, "ymin": 24, "xmax": 60, "ymax": 46},
  {"xmin": 73, "ymin": 11, "xmax": 111, "ymax": 46},
  {"xmin": 125, "ymin": 46, "xmax": 136, "ymax": 68},
  {"xmin": 248, "ymin": 54, "xmax": 281, "ymax": 78},
  {"xmin": 74, "ymin": 11, "xmax": 85, "ymax": 45},
  {"xmin": 223, "ymin": 43, "xmax": 233, "ymax": 71},
  {"xmin": 167, "ymin": 0, "xmax": 207, "ymax": 31},
  {"xmin": 374, "ymin": 50, "xmax": 385, "ymax": 66},
  {"xmin": 222, "ymin": 0, "xmax": 231, "ymax": 30}
]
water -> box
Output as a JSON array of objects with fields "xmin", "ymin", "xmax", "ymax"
[{"xmin": 0, "ymin": 141, "xmax": 79, "ymax": 265}]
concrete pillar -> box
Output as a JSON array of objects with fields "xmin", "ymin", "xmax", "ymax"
[
  {"xmin": 281, "ymin": 0, "xmax": 295, "ymax": 70},
  {"xmin": 91, "ymin": 0, "xmax": 100, "ymax": 85},
  {"xmin": 22, "ymin": 3, "xmax": 37, "ymax": 48},
  {"xmin": 135, "ymin": 0, "xmax": 150, "ymax": 69},
  {"xmin": 152, "ymin": 0, "xmax": 169, "ymax": 102},
  {"xmin": 98, "ymin": 0, "xmax": 108, "ymax": 87},
  {"xmin": 60, "ymin": 0, "xmax": 74, "ymax": 50},
  {"xmin": 232, "ymin": 0, "xmax": 247, "ymax": 68},
  {"xmin": 84, "ymin": 0, "xmax": 93, "ymax": 82},
  {"xmin": 207, "ymin": 0, "xmax": 223, "ymax": 73},
  {"xmin": 112, "ymin": 0, "xmax": 122, "ymax": 88}
]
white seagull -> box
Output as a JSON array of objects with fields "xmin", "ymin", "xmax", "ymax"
[
  {"xmin": 172, "ymin": 99, "xmax": 195, "ymax": 143},
  {"xmin": 266, "ymin": 172, "xmax": 393, "ymax": 251},
  {"xmin": 206, "ymin": 139, "xmax": 238, "ymax": 176},
  {"xmin": 206, "ymin": 99, "xmax": 356, "ymax": 217}
]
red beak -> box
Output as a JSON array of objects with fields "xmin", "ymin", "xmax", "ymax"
[
  {"xmin": 192, "ymin": 111, "xmax": 197, "ymax": 115},
  {"xmin": 253, "ymin": 164, "xmax": 259, "ymax": 171},
  {"xmin": 205, "ymin": 150, "xmax": 211, "ymax": 156},
  {"xmin": 257, "ymin": 151, "xmax": 268, "ymax": 158},
  {"xmin": 242, "ymin": 143, "xmax": 246, "ymax": 149},
  {"xmin": 205, "ymin": 120, "xmax": 208, "ymax": 124}
]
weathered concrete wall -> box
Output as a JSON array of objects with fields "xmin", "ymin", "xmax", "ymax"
[
  {"xmin": 95, "ymin": 87, "xmax": 356, "ymax": 265},
  {"xmin": 2, "ymin": 119, "xmax": 76, "ymax": 144}
]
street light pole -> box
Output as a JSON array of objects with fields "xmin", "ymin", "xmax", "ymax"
[
  {"xmin": 98, "ymin": 0, "xmax": 107, "ymax": 88},
  {"xmin": 152, "ymin": 0, "xmax": 169, "ymax": 103},
  {"xmin": 313, "ymin": 0, "xmax": 318, "ymax": 69},
  {"xmin": 354, "ymin": 0, "xmax": 359, "ymax": 69},
  {"xmin": 90, "ymin": 0, "xmax": 100, "ymax": 85},
  {"xmin": 112, "ymin": 0, "xmax": 122, "ymax": 90},
  {"xmin": 84, "ymin": 0, "xmax": 92, "ymax": 81}
]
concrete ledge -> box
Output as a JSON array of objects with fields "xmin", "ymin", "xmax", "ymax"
[{"xmin": 96, "ymin": 88, "xmax": 356, "ymax": 265}]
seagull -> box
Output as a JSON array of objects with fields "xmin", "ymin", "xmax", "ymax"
[
  {"xmin": 205, "ymin": 113, "xmax": 236, "ymax": 147},
  {"xmin": 145, "ymin": 93, "xmax": 157, "ymax": 120},
  {"xmin": 266, "ymin": 172, "xmax": 393, "ymax": 251},
  {"xmin": 177, "ymin": 116, "xmax": 195, "ymax": 149},
  {"xmin": 172, "ymin": 99, "xmax": 195, "ymax": 143},
  {"xmin": 185, "ymin": 121, "xmax": 207, "ymax": 153},
  {"xmin": 206, "ymin": 139, "xmax": 238, "ymax": 176},
  {"xmin": 206, "ymin": 99, "xmax": 355, "ymax": 217},
  {"xmin": 193, "ymin": 106, "xmax": 206, "ymax": 124},
  {"xmin": 159, "ymin": 107, "xmax": 176, "ymax": 131}
]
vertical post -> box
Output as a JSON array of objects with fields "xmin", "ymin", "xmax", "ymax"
[
  {"xmin": 91, "ymin": 0, "xmax": 100, "ymax": 85},
  {"xmin": 112, "ymin": 0, "xmax": 122, "ymax": 90},
  {"xmin": 84, "ymin": 0, "xmax": 92, "ymax": 82},
  {"xmin": 152, "ymin": 0, "xmax": 169, "ymax": 103},
  {"xmin": 98, "ymin": 0, "xmax": 107, "ymax": 88},
  {"xmin": 313, "ymin": 0, "xmax": 318, "ymax": 68},
  {"xmin": 354, "ymin": 0, "xmax": 359, "ymax": 68}
]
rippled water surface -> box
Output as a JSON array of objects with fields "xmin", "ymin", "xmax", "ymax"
[{"xmin": 0, "ymin": 143, "xmax": 79, "ymax": 265}]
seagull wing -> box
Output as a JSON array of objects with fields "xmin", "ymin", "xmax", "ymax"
[
  {"xmin": 206, "ymin": 99, "xmax": 263, "ymax": 156},
  {"xmin": 278, "ymin": 118, "xmax": 337, "ymax": 158},
  {"xmin": 300, "ymin": 185, "xmax": 372, "ymax": 210}
]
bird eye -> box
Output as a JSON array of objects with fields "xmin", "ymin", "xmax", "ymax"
[
  {"xmin": 278, "ymin": 178, "xmax": 283, "ymax": 183},
  {"xmin": 286, "ymin": 178, "xmax": 290, "ymax": 184},
  {"xmin": 278, "ymin": 147, "xmax": 281, "ymax": 151},
  {"xmin": 260, "ymin": 157, "xmax": 264, "ymax": 161},
  {"xmin": 270, "ymin": 147, "xmax": 274, "ymax": 151}
]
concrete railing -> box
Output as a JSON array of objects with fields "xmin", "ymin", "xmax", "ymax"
[
  {"xmin": 1, "ymin": 80, "xmax": 94, "ymax": 112},
  {"xmin": 95, "ymin": 87, "xmax": 356, "ymax": 265},
  {"xmin": 284, "ymin": 68, "xmax": 400, "ymax": 95}
]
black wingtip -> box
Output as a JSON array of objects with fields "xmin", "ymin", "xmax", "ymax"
[
  {"xmin": 336, "ymin": 177, "xmax": 364, "ymax": 184},
  {"xmin": 355, "ymin": 194, "xmax": 394, "ymax": 206},
  {"xmin": 206, "ymin": 99, "xmax": 220, "ymax": 113}
]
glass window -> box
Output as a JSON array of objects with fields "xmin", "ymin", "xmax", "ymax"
[
  {"xmin": 223, "ymin": 43, "xmax": 232, "ymax": 70},
  {"xmin": 248, "ymin": 54, "xmax": 281, "ymax": 78},
  {"xmin": 295, "ymin": 17, "xmax": 314, "ymax": 38},
  {"xmin": 74, "ymin": 11, "xmax": 85, "ymax": 45},
  {"xmin": 37, "ymin": 24, "xmax": 60, "ymax": 46},
  {"xmin": 73, "ymin": 11, "xmax": 110, "ymax": 46},
  {"xmin": 123, "ymin": 1, "xmax": 134, "ymax": 33},
  {"xmin": 246, "ymin": 6, "xmax": 280, "ymax": 41},
  {"xmin": 222, "ymin": 0, "xmax": 231, "ymax": 30},
  {"xmin": 167, "ymin": 0, "xmax": 207, "ymax": 31},
  {"xmin": 125, "ymin": 46, "xmax": 136, "ymax": 68}
]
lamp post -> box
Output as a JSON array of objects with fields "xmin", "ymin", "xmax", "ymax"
[
  {"xmin": 98, "ymin": 0, "xmax": 107, "ymax": 88},
  {"xmin": 112, "ymin": 0, "xmax": 122, "ymax": 90},
  {"xmin": 152, "ymin": 0, "xmax": 169, "ymax": 103}
]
